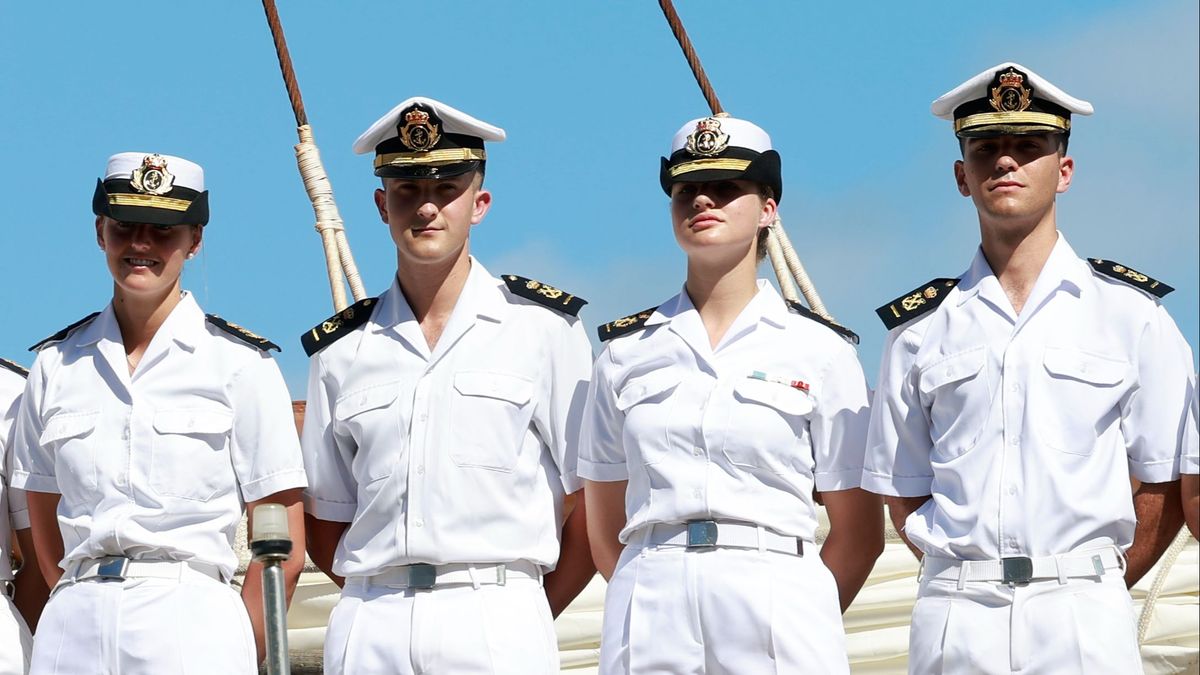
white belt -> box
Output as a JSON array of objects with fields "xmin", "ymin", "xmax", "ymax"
[
  {"xmin": 923, "ymin": 547, "xmax": 1124, "ymax": 589},
  {"xmin": 348, "ymin": 560, "xmax": 542, "ymax": 591},
  {"xmin": 639, "ymin": 520, "xmax": 806, "ymax": 556},
  {"xmin": 65, "ymin": 556, "xmax": 225, "ymax": 586}
]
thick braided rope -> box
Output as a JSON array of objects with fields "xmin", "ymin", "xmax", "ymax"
[
  {"xmin": 658, "ymin": 0, "xmax": 723, "ymax": 116},
  {"xmin": 772, "ymin": 217, "xmax": 832, "ymax": 320},
  {"xmin": 765, "ymin": 226, "xmax": 800, "ymax": 303},
  {"xmin": 1136, "ymin": 528, "xmax": 1190, "ymax": 645},
  {"xmin": 296, "ymin": 125, "xmax": 366, "ymax": 305}
]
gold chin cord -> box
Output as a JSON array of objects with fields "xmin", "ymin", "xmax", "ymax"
[
  {"xmin": 261, "ymin": 0, "xmax": 366, "ymax": 312},
  {"xmin": 657, "ymin": 0, "xmax": 832, "ymax": 320}
]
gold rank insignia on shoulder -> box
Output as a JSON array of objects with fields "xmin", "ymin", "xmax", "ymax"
[
  {"xmin": 502, "ymin": 275, "xmax": 587, "ymax": 317},
  {"xmin": 300, "ymin": 297, "xmax": 378, "ymax": 357},
  {"xmin": 1088, "ymin": 259, "xmax": 1174, "ymax": 298},
  {"xmin": 685, "ymin": 116, "xmax": 730, "ymax": 157},
  {"xmin": 989, "ymin": 67, "xmax": 1033, "ymax": 113},
  {"xmin": 130, "ymin": 154, "xmax": 175, "ymax": 196},
  {"xmin": 206, "ymin": 314, "xmax": 280, "ymax": 352},
  {"xmin": 875, "ymin": 278, "xmax": 959, "ymax": 330},
  {"xmin": 0, "ymin": 357, "xmax": 28, "ymax": 378},
  {"xmin": 398, "ymin": 106, "xmax": 442, "ymax": 151},
  {"xmin": 597, "ymin": 306, "xmax": 658, "ymax": 342},
  {"xmin": 29, "ymin": 311, "xmax": 101, "ymax": 352},
  {"xmin": 785, "ymin": 300, "xmax": 859, "ymax": 345}
]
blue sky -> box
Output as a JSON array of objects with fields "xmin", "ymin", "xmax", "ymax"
[{"xmin": 2, "ymin": 1, "xmax": 1196, "ymax": 396}]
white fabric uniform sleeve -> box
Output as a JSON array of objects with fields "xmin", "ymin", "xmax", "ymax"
[
  {"xmin": 810, "ymin": 342, "xmax": 872, "ymax": 492},
  {"xmin": 862, "ymin": 328, "xmax": 934, "ymax": 497},
  {"xmin": 577, "ymin": 348, "xmax": 629, "ymax": 482},
  {"xmin": 300, "ymin": 356, "xmax": 358, "ymax": 522},
  {"xmin": 533, "ymin": 318, "xmax": 593, "ymax": 494},
  {"xmin": 10, "ymin": 359, "xmax": 59, "ymax": 494},
  {"xmin": 1122, "ymin": 305, "xmax": 1195, "ymax": 483},
  {"xmin": 229, "ymin": 352, "xmax": 308, "ymax": 503},
  {"xmin": 1, "ymin": 381, "xmax": 29, "ymax": 529},
  {"xmin": 1183, "ymin": 376, "xmax": 1199, "ymax": 475}
]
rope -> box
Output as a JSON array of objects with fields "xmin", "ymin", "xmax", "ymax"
[
  {"xmin": 658, "ymin": 0, "xmax": 724, "ymax": 115},
  {"xmin": 296, "ymin": 126, "xmax": 367, "ymax": 304},
  {"xmin": 261, "ymin": 0, "xmax": 307, "ymax": 127},
  {"xmin": 772, "ymin": 217, "xmax": 832, "ymax": 320},
  {"xmin": 765, "ymin": 226, "xmax": 799, "ymax": 303},
  {"xmin": 1136, "ymin": 527, "xmax": 1190, "ymax": 645}
]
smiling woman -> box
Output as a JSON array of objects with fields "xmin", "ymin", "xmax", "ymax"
[{"xmin": 9, "ymin": 152, "xmax": 310, "ymax": 675}]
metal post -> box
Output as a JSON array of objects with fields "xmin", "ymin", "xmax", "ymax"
[{"xmin": 250, "ymin": 503, "xmax": 293, "ymax": 675}]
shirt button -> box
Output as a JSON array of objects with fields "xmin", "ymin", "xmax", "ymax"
[
  {"xmin": 419, "ymin": 413, "xmax": 428, "ymax": 422},
  {"xmin": 692, "ymin": 447, "xmax": 703, "ymax": 457},
  {"xmin": 414, "ymin": 518, "xmax": 424, "ymax": 528},
  {"xmin": 1009, "ymin": 383, "xmax": 1020, "ymax": 393},
  {"xmin": 1007, "ymin": 485, "xmax": 1017, "ymax": 495},
  {"xmin": 692, "ymin": 489, "xmax": 702, "ymax": 499},
  {"xmin": 1008, "ymin": 436, "xmax": 1019, "ymax": 446},
  {"xmin": 416, "ymin": 465, "xmax": 425, "ymax": 475},
  {"xmin": 122, "ymin": 427, "xmax": 130, "ymax": 440}
]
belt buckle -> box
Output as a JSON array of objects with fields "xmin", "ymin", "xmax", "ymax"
[
  {"xmin": 407, "ymin": 564, "xmax": 437, "ymax": 590},
  {"xmin": 1001, "ymin": 556, "xmax": 1033, "ymax": 585},
  {"xmin": 686, "ymin": 520, "xmax": 719, "ymax": 549},
  {"xmin": 95, "ymin": 557, "xmax": 130, "ymax": 581}
]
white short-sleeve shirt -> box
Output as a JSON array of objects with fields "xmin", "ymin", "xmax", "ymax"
[
  {"xmin": 300, "ymin": 260, "xmax": 593, "ymax": 579},
  {"xmin": 579, "ymin": 281, "xmax": 871, "ymax": 543},
  {"xmin": 0, "ymin": 366, "xmax": 28, "ymax": 583},
  {"xmin": 1184, "ymin": 383, "xmax": 1199, "ymax": 475},
  {"xmin": 11, "ymin": 293, "xmax": 307, "ymax": 580},
  {"xmin": 863, "ymin": 235, "xmax": 1195, "ymax": 560}
]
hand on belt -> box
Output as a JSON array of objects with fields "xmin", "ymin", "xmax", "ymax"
[
  {"xmin": 348, "ymin": 560, "xmax": 543, "ymax": 591},
  {"xmin": 922, "ymin": 547, "xmax": 1125, "ymax": 589},
  {"xmin": 640, "ymin": 520, "xmax": 806, "ymax": 556}
]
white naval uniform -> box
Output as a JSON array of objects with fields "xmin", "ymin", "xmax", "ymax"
[
  {"xmin": 301, "ymin": 260, "xmax": 592, "ymax": 675},
  {"xmin": 579, "ymin": 281, "xmax": 871, "ymax": 675},
  {"xmin": 11, "ymin": 293, "xmax": 307, "ymax": 675},
  {"xmin": 1184, "ymin": 385, "xmax": 1199, "ymax": 476},
  {"xmin": 863, "ymin": 235, "xmax": 1196, "ymax": 674},
  {"xmin": 0, "ymin": 367, "xmax": 32, "ymax": 675}
]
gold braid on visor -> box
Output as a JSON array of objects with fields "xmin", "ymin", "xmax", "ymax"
[{"xmin": 375, "ymin": 148, "xmax": 487, "ymax": 169}]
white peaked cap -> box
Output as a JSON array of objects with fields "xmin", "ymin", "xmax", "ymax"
[
  {"xmin": 104, "ymin": 152, "xmax": 204, "ymax": 191},
  {"xmin": 932, "ymin": 61, "xmax": 1094, "ymax": 119},
  {"xmin": 670, "ymin": 115, "xmax": 773, "ymax": 154},
  {"xmin": 353, "ymin": 96, "xmax": 506, "ymax": 154}
]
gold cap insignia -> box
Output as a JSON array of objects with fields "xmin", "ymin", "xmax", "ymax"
[
  {"xmin": 685, "ymin": 117, "xmax": 730, "ymax": 157},
  {"xmin": 398, "ymin": 106, "xmax": 442, "ymax": 152},
  {"xmin": 989, "ymin": 67, "xmax": 1033, "ymax": 113},
  {"xmin": 130, "ymin": 154, "xmax": 175, "ymax": 196}
]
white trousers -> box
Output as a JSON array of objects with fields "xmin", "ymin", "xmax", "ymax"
[
  {"xmin": 908, "ymin": 567, "xmax": 1142, "ymax": 674},
  {"xmin": 0, "ymin": 595, "xmax": 32, "ymax": 675},
  {"xmin": 30, "ymin": 576, "xmax": 255, "ymax": 675},
  {"xmin": 323, "ymin": 576, "xmax": 559, "ymax": 675},
  {"xmin": 599, "ymin": 545, "xmax": 850, "ymax": 675}
]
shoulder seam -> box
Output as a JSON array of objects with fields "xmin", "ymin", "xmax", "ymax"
[
  {"xmin": 29, "ymin": 312, "xmax": 101, "ymax": 352},
  {"xmin": 1087, "ymin": 258, "xmax": 1173, "ymax": 298},
  {"xmin": 785, "ymin": 301, "xmax": 859, "ymax": 345}
]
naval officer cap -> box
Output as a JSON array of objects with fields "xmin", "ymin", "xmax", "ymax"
[
  {"xmin": 932, "ymin": 62, "xmax": 1093, "ymax": 138},
  {"xmin": 660, "ymin": 114, "xmax": 782, "ymax": 202},
  {"xmin": 92, "ymin": 152, "xmax": 209, "ymax": 226},
  {"xmin": 353, "ymin": 96, "xmax": 506, "ymax": 179}
]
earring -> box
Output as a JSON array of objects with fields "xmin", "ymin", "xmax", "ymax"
[{"xmin": 186, "ymin": 253, "xmax": 195, "ymax": 259}]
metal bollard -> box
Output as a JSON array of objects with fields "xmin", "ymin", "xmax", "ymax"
[{"xmin": 251, "ymin": 503, "xmax": 293, "ymax": 675}]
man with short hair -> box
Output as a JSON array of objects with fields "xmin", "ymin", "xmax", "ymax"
[
  {"xmin": 863, "ymin": 63, "xmax": 1195, "ymax": 673},
  {"xmin": 300, "ymin": 97, "xmax": 594, "ymax": 675}
]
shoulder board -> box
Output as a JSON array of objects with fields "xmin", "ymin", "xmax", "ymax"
[
  {"xmin": 597, "ymin": 307, "xmax": 658, "ymax": 342},
  {"xmin": 29, "ymin": 312, "xmax": 101, "ymax": 352},
  {"xmin": 205, "ymin": 314, "xmax": 280, "ymax": 352},
  {"xmin": 502, "ymin": 275, "xmax": 587, "ymax": 317},
  {"xmin": 785, "ymin": 301, "xmax": 859, "ymax": 345},
  {"xmin": 875, "ymin": 278, "xmax": 959, "ymax": 330},
  {"xmin": 300, "ymin": 297, "xmax": 379, "ymax": 357},
  {"xmin": 0, "ymin": 358, "xmax": 28, "ymax": 378},
  {"xmin": 1088, "ymin": 259, "xmax": 1173, "ymax": 298}
]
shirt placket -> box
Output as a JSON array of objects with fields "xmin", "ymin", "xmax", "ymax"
[
  {"xmin": 998, "ymin": 335, "xmax": 1027, "ymax": 556},
  {"xmin": 404, "ymin": 368, "xmax": 434, "ymax": 557}
]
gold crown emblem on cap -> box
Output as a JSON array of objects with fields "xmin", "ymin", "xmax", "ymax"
[
  {"xmin": 130, "ymin": 154, "xmax": 175, "ymax": 196},
  {"xmin": 685, "ymin": 117, "xmax": 730, "ymax": 157},
  {"xmin": 989, "ymin": 67, "xmax": 1033, "ymax": 113},
  {"xmin": 398, "ymin": 106, "xmax": 442, "ymax": 152}
]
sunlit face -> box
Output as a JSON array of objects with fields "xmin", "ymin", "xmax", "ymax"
[
  {"xmin": 374, "ymin": 171, "xmax": 491, "ymax": 268},
  {"xmin": 954, "ymin": 133, "xmax": 1073, "ymax": 229},
  {"xmin": 669, "ymin": 179, "xmax": 775, "ymax": 261},
  {"xmin": 95, "ymin": 216, "xmax": 200, "ymax": 299}
]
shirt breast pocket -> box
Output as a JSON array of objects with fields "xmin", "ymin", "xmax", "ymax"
[
  {"xmin": 615, "ymin": 372, "xmax": 681, "ymax": 466},
  {"xmin": 1036, "ymin": 348, "xmax": 1128, "ymax": 456},
  {"xmin": 449, "ymin": 371, "xmax": 534, "ymax": 472},
  {"xmin": 39, "ymin": 411, "xmax": 101, "ymax": 491},
  {"xmin": 151, "ymin": 408, "xmax": 234, "ymax": 502},
  {"xmin": 919, "ymin": 347, "xmax": 990, "ymax": 461},
  {"xmin": 334, "ymin": 383, "xmax": 402, "ymax": 482},
  {"xmin": 723, "ymin": 378, "xmax": 811, "ymax": 474}
]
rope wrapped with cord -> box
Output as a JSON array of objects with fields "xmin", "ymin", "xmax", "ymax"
[
  {"xmin": 1136, "ymin": 527, "xmax": 1191, "ymax": 645},
  {"xmin": 657, "ymin": 0, "xmax": 835, "ymax": 323}
]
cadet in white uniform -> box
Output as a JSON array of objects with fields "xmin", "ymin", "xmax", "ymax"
[
  {"xmin": 1183, "ymin": 385, "xmax": 1199, "ymax": 539},
  {"xmin": 0, "ymin": 359, "xmax": 44, "ymax": 675},
  {"xmin": 581, "ymin": 115, "xmax": 883, "ymax": 675},
  {"xmin": 863, "ymin": 63, "xmax": 1196, "ymax": 674},
  {"xmin": 301, "ymin": 98, "xmax": 595, "ymax": 675},
  {"xmin": 11, "ymin": 153, "xmax": 308, "ymax": 674}
]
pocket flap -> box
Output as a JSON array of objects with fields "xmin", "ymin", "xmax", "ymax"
[
  {"xmin": 615, "ymin": 372, "xmax": 681, "ymax": 411},
  {"xmin": 335, "ymin": 384, "xmax": 400, "ymax": 421},
  {"xmin": 153, "ymin": 408, "xmax": 234, "ymax": 435},
  {"xmin": 453, "ymin": 372, "xmax": 533, "ymax": 405},
  {"xmin": 39, "ymin": 411, "xmax": 100, "ymax": 445},
  {"xmin": 734, "ymin": 378, "xmax": 813, "ymax": 416},
  {"xmin": 920, "ymin": 347, "xmax": 987, "ymax": 392},
  {"xmin": 1043, "ymin": 348, "xmax": 1126, "ymax": 386}
]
